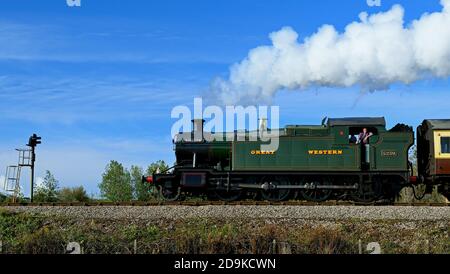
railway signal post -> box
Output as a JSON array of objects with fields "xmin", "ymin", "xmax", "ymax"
[{"xmin": 27, "ymin": 134, "xmax": 41, "ymax": 203}]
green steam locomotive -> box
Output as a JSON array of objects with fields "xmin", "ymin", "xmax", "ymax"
[{"xmin": 144, "ymin": 117, "xmax": 450, "ymax": 203}]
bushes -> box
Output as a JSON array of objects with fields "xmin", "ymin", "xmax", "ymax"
[
  {"xmin": 397, "ymin": 185, "xmax": 447, "ymax": 203},
  {"xmin": 33, "ymin": 171, "xmax": 59, "ymax": 203},
  {"xmin": 30, "ymin": 170, "xmax": 91, "ymax": 203},
  {"xmin": 98, "ymin": 160, "xmax": 168, "ymax": 202},
  {"xmin": 20, "ymin": 227, "xmax": 66, "ymax": 254},
  {"xmin": 32, "ymin": 171, "xmax": 79, "ymax": 203},
  {"xmin": 300, "ymin": 227, "xmax": 353, "ymax": 254},
  {"xmin": 58, "ymin": 187, "xmax": 90, "ymax": 202},
  {"xmin": 0, "ymin": 209, "xmax": 44, "ymax": 252}
]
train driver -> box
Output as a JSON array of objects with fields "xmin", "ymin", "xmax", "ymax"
[{"xmin": 356, "ymin": 128, "xmax": 373, "ymax": 145}]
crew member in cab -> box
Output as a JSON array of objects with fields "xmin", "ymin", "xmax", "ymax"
[{"xmin": 357, "ymin": 128, "xmax": 373, "ymax": 144}]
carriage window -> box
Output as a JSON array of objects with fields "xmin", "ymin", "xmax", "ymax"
[{"xmin": 441, "ymin": 137, "xmax": 450, "ymax": 154}]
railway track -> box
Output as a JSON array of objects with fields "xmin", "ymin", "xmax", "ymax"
[{"xmin": 1, "ymin": 200, "xmax": 449, "ymax": 207}]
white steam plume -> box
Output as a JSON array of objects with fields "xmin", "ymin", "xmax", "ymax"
[{"xmin": 212, "ymin": 0, "xmax": 450, "ymax": 104}]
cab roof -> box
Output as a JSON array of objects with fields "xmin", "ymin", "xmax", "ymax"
[{"xmin": 327, "ymin": 117, "xmax": 386, "ymax": 127}]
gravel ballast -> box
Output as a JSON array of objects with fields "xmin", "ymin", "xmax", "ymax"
[{"xmin": 2, "ymin": 205, "xmax": 449, "ymax": 221}]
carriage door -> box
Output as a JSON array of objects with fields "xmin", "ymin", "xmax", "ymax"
[{"xmin": 434, "ymin": 131, "xmax": 450, "ymax": 175}]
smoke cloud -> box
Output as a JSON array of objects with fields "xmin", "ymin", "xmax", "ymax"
[{"xmin": 212, "ymin": 0, "xmax": 450, "ymax": 104}]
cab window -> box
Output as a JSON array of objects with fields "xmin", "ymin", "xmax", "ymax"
[
  {"xmin": 348, "ymin": 127, "xmax": 378, "ymax": 144},
  {"xmin": 441, "ymin": 137, "xmax": 450, "ymax": 154}
]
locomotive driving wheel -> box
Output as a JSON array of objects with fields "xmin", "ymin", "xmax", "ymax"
[
  {"xmin": 212, "ymin": 178, "xmax": 243, "ymax": 202},
  {"xmin": 351, "ymin": 178, "xmax": 382, "ymax": 203},
  {"xmin": 158, "ymin": 181, "xmax": 181, "ymax": 201},
  {"xmin": 213, "ymin": 188, "xmax": 243, "ymax": 201},
  {"xmin": 260, "ymin": 176, "xmax": 292, "ymax": 202},
  {"xmin": 299, "ymin": 179, "xmax": 333, "ymax": 202}
]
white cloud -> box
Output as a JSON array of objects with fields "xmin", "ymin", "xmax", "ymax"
[
  {"xmin": 212, "ymin": 0, "xmax": 450, "ymax": 104},
  {"xmin": 0, "ymin": 75, "xmax": 193, "ymax": 124},
  {"xmin": 0, "ymin": 21, "xmax": 234, "ymax": 64}
]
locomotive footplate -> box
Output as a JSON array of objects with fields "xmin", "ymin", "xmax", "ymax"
[{"xmin": 236, "ymin": 183, "xmax": 359, "ymax": 190}]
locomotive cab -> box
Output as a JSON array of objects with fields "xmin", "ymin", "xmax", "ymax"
[{"xmin": 328, "ymin": 118, "xmax": 385, "ymax": 170}]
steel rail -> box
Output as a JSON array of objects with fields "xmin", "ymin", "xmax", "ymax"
[{"xmin": 1, "ymin": 201, "xmax": 448, "ymax": 207}]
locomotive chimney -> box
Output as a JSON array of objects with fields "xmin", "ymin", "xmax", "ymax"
[{"xmin": 192, "ymin": 119, "xmax": 205, "ymax": 142}]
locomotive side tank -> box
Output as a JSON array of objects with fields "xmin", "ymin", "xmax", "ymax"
[{"xmin": 233, "ymin": 118, "xmax": 413, "ymax": 173}]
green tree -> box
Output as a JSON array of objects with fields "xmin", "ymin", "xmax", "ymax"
[
  {"xmin": 409, "ymin": 145, "xmax": 418, "ymax": 175},
  {"xmin": 58, "ymin": 186, "xmax": 90, "ymax": 202},
  {"xmin": 130, "ymin": 165, "xmax": 150, "ymax": 201},
  {"xmin": 99, "ymin": 160, "xmax": 133, "ymax": 202},
  {"xmin": 0, "ymin": 192, "xmax": 7, "ymax": 202},
  {"xmin": 147, "ymin": 160, "xmax": 169, "ymax": 175},
  {"xmin": 131, "ymin": 161, "xmax": 170, "ymax": 201},
  {"xmin": 145, "ymin": 160, "xmax": 170, "ymax": 199},
  {"xmin": 34, "ymin": 170, "xmax": 59, "ymax": 202}
]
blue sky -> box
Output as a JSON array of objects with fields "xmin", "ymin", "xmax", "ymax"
[{"xmin": 0, "ymin": 0, "xmax": 449, "ymax": 196}]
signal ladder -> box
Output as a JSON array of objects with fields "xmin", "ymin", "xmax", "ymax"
[{"xmin": 3, "ymin": 149, "xmax": 32, "ymax": 203}]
